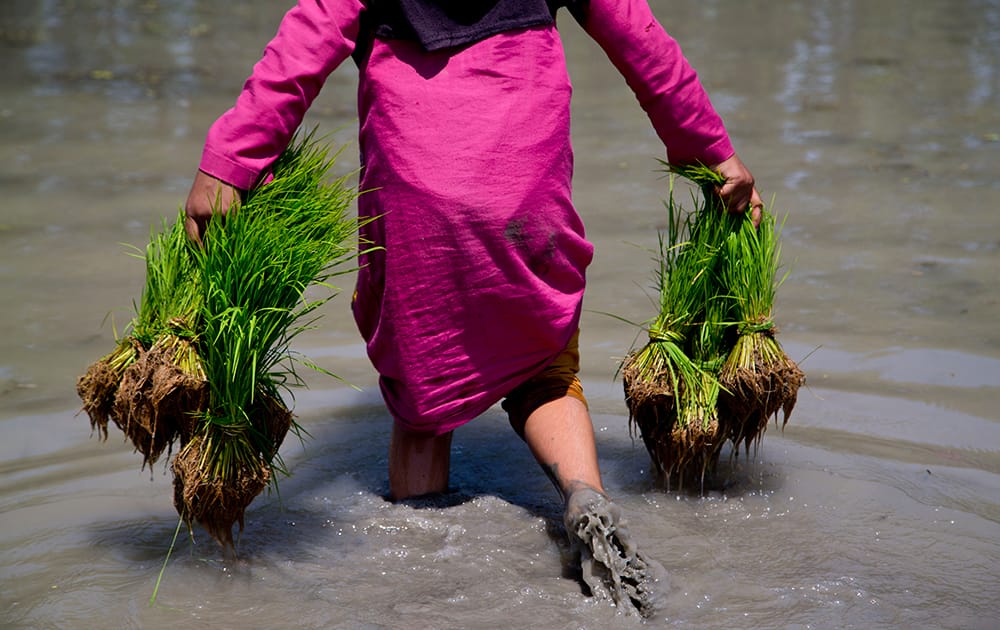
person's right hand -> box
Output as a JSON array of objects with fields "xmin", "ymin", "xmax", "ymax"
[
  {"xmin": 184, "ymin": 170, "xmax": 242, "ymax": 243},
  {"xmin": 710, "ymin": 153, "xmax": 763, "ymax": 226}
]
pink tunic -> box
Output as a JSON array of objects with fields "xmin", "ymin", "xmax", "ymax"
[{"xmin": 198, "ymin": 0, "xmax": 735, "ymax": 435}]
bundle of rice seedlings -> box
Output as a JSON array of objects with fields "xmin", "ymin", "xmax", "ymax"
[
  {"xmin": 171, "ymin": 132, "xmax": 360, "ymax": 548},
  {"xmin": 78, "ymin": 212, "xmax": 206, "ymax": 468},
  {"xmin": 623, "ymin": 162, "xmax": 802, "ymax": 484},
  {"xmin": 717, "ymin": 207, "xmax": 805, "ymax": 453},
  {"xmin": 622, "ymin": 177, "xmax": 723, "ymax": 484},
  {"xmin": 79, "ymin": 131, "xmax": 362, "ymax": 548}
]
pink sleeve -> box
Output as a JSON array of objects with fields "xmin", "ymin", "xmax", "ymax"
[
  {"xmin": 199, "ymin": 0, "xmax": 365, "ymax": 190},
  {"xmin": 576, "ymin": 0, "xmax": 735, "ymax": 166}
]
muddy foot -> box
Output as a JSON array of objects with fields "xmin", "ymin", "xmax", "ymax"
[{"xmin": 564, "ymin": 488, "xmax": 669, "ymax": 618}]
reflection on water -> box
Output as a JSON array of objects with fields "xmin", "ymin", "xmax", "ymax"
[{"xmin": 2, "ymin": 1, "xmax": 999, "ymax": 628}]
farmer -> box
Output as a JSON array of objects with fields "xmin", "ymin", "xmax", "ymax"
[{"xmin": 184, "ymin": 0, "xmax": 762, "ymax": 616}]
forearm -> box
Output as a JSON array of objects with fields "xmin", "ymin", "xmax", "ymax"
[
  {"xmin": 575, "ymin": 0, "xmax": 734, "ymax": 166},
  {"xmin": 199, "ymin": 0, "xmax": 365, "ymax": 189}
]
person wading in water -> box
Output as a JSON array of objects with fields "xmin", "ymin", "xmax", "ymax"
[{"xmin": 184, "ymin": 0, "xmax": 763, "ymax": 617}]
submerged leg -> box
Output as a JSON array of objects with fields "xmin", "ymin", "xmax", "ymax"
[
  {"xmin": 388, "ymin": 422, "xmax": 453, "ymax": 501},
  {"xmin": 522, "ymin": 396, "xmax": 670, "ymax": 618}
]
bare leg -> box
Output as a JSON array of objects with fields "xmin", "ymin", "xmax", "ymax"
[
  {"xmin": 388, "ymin": 422, "xmax": 453, "ymax": 501},
  {"xmin": 522, "ymin": 395, "xmax": 605, "ymax": 500},
  {"xmin": 523, "ymin": 395, "xmax": 668, "ymax": 618}
]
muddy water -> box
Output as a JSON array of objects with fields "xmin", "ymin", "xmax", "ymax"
[{"xmin": 2, "ymin": 0, "xmax": 999, "ymax": 627}]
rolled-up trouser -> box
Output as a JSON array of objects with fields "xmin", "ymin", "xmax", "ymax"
[{"xmin": 502, "ymin": 330, "xmax": 588, "ymax": 440}]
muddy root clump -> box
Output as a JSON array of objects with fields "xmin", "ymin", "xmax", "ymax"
[
  {"xmin": 77, "ymin": 359, "xmax": 123, "ymax": 438},
  {"xmin": 112, "ymin": 338, "xmax": 208, "ymax": 468},
  {"xmin": 172, "ymin": 392, "xmax": 293, "ymax": 549},
  {"xmin": 622, "ymin": 357, "xmax": 724, "ymax": 487},
  {"xmin": 719, "ymin": 347, "xmax": 805, "ymax": 454},
  {"xmin": 623, "ymin": 357, "xmax": 676, "ymax": 479},
  {"xmin": 171, "ymin": 435, "xmax": 271, "ymax": 550},
  {"xmin": 76, "ymin": 340, "xmax": 141, "ymax": 438},
  {"xmin": 251, "ymin": 391, "xmax": 294, "ymax": 461}
]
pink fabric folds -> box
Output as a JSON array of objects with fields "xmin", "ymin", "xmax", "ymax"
[{"xmin": 353, "ymin": 25, "xmax": 592, "ymax": 434}]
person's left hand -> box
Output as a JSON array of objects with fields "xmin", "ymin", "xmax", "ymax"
[{"xmin": 711, "ymin": 153, "xmax": 764, "ymax": 226}]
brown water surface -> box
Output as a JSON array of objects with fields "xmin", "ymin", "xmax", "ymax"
[{"xmin": 2, "ymin": 1, "xmax": 999, "ymax": 628}]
